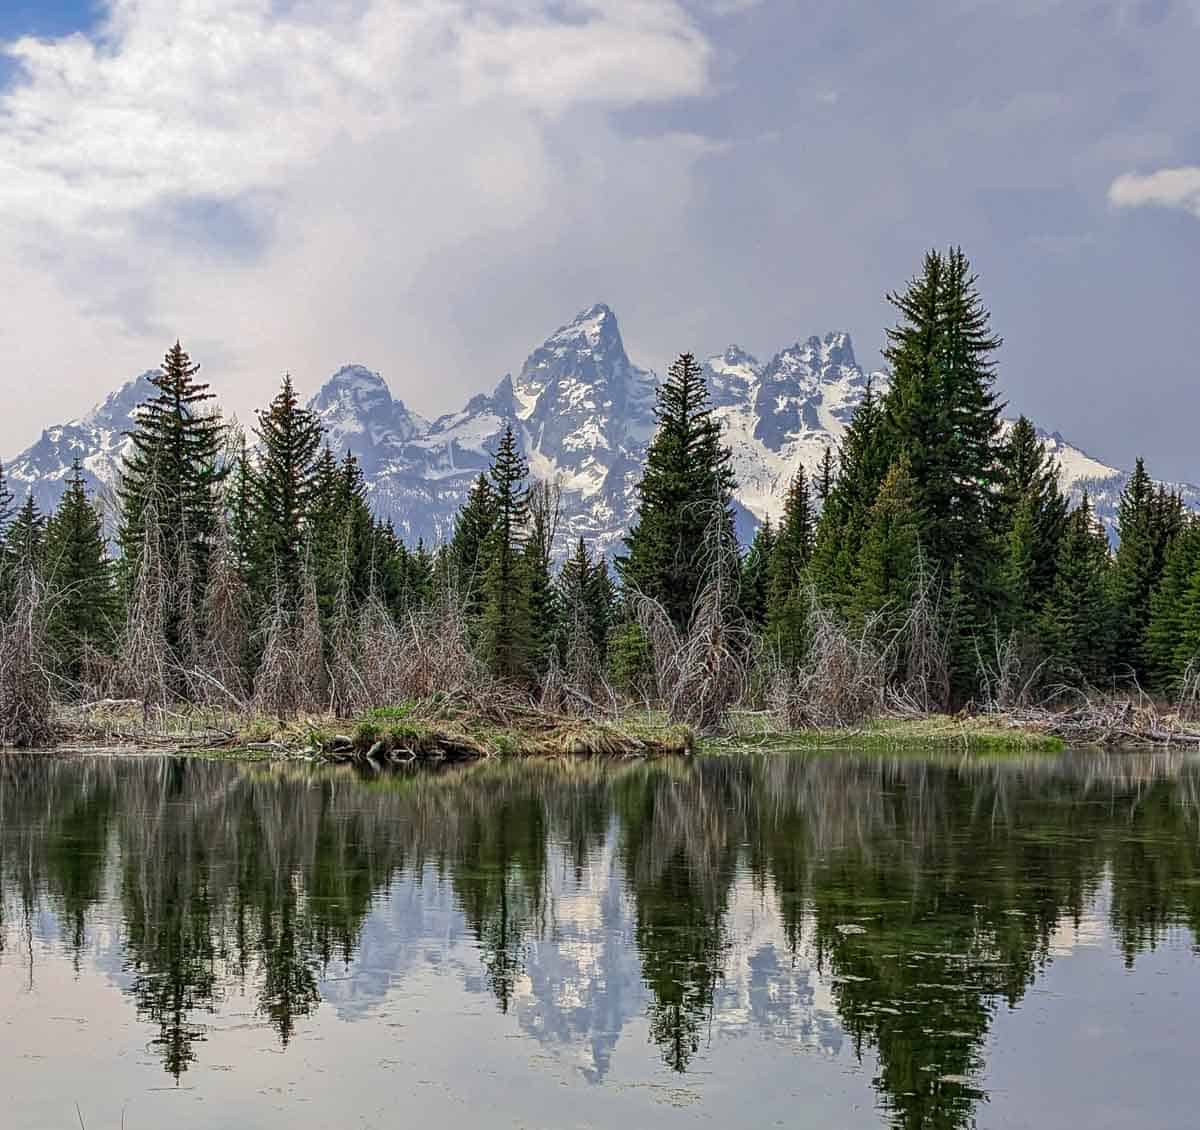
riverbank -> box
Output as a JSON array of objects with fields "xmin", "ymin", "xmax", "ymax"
[{"xmin": 17, "ymin": 699, "xmax": 1200, "ymax": 760}]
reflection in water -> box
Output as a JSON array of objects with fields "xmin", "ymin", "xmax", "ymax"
[{"xmin": 2, "ymin": 751, "xmax": 1200, "ymax": 1127}]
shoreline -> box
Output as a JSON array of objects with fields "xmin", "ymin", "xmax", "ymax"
[{"xmin": 10, "ymin": 703, "xmax": 1200, "ymax": 762}]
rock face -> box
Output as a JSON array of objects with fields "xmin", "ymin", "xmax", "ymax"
[{"xmin": 4, "ymin": 304, "xmax": 1195, "ymax": 551}]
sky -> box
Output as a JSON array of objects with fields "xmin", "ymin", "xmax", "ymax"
[{"xmin": 0, "ymin": 0, "xmax": 1198, "ymax": 480}]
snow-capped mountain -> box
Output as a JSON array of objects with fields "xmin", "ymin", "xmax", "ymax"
[{"xmin": 4, "ymin": 304, "xmax": 1196, "ymax": 551}]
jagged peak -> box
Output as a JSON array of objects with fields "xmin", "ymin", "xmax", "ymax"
[
  {"xmin": 84, "ymin": 371, "xmax": 158, "ymax": 426},
  {"xmin": 313, "ymin": 364, "xmax": 391, "ymax": 402},
  {"xmin": 543, "ymin": 302, "xmax": 623, "ymax": 352},
  {"xmin": 715, "ymin": 344, "xmax": 760, "ymax": 369}
]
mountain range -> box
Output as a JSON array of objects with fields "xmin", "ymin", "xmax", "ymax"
[{"xmin": 5, "ymin": 303, "xmax": 1196, "ymax": 552}]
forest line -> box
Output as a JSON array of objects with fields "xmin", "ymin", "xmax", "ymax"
[{"xmin": 2, "ymin": 246, "xmax": 1199, "ymax": 748}]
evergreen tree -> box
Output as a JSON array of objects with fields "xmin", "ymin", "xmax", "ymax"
[
  {"xmin": 558, "ymin": 538, "xmax": 617, "ymax": 663},
  {"xmin": 1145, "ymin": 517, "xmax": 1200, "ymax": 689},
  {"xmin": 618, "ymin": 352, "xmax": 736, "ymax": 630},
  {"xmin": 881, "ymin": 247, "xmax": 1004, "ymax": 696},
  {"xmin": 810, "ymin": 378, "xmax": 890, "ymax": 614},
  {"xmin": 816, "ymin": 446, "xmax": 836, "ymax": 504},
  {"xmin": 850, "ymin": 460, "xmax": 921, "ymax": 631},
  {"xmin": 765, "ymin": 469, "xmax": 817, "ymax": 665},
  {"xmin": 738, "ymin": 518, "xmax": 775, "ymax": 627},
  {"xmin": 1041, "ymin": 495, "xmax": 1113, "ymax": 685},
  {"xmin": 42, "ymin": 460, "xmax": 117, "ymax": 681},
  {"xmin": 1110, "ymin": 457, "xmax": 1159, "ymax": 681},
  {"xmin": 449, "ymin": 473, "xmax": 497, "ymax": 614},
  {"xmin": 523, "ymin": 481, "xmax": 560, "ymax": 678},
  {"xmin": 479, "ymin": 427, "xmax": 533, "ymax": 680},
  {"xmin": 117, "ymin": 342, "xmax": 226, "ymax": 649},
  {"xmin": 227, "ymin": 433, "xmax": 255, "ymax": 577},
  {"xmin": 250, "ymin": 376, "xmax": 323, "ymax": 603},
  {"xmin": 306, "ymin": 448, "xmax": 375, "ymax": 627},
  {"xmin": 6, "ymin": 493, "xmax": 46, "ymax": 567},
  {"xmin": 769, "ymin": 469, "xmax": 816, "ymax": 598},
  {"xmin": 996, "ymin": 416, "xmax": 1067, "ymax": 621}
]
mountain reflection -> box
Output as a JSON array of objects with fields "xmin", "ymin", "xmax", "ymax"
[{"xmin": 2, "ymin": 751, "xmax": 1200, "ymax": 1128}]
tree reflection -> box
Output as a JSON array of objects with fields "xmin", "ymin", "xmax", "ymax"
[{"xmin": 1, "ymin": 749, "xmax": 1200, "ymax": 1126}]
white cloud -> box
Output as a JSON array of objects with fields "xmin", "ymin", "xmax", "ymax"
[
  {"xmin": 1108, "ymin": 165, "xmax": 1200, "ymax": 218},
  {"xmin": 0, "ymin": 0, "xmax": 714, "ymax": 455}
]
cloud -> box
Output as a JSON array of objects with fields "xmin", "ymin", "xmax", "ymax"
[
  {"xmin": 1108, "ymin": 166, "xmax": 1200, "ymax": 218},
  {"xmin": 0, "ymin": 0, "xmax": 715, "ymax": 454}
]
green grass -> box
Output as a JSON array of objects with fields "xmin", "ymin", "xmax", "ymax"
[{"xmin": 712, "ymin": 715, "xmax": 1065, "ymax": 755}]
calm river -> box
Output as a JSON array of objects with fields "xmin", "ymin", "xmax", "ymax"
[{"xmin": 2, "ymin": 751, "xmax": 1199, "ymax": 1129}]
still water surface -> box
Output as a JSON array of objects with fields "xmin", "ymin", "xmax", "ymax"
[{"xmin": 2, "ymin": 751, "xmax": 1199, "ymax": 1129}]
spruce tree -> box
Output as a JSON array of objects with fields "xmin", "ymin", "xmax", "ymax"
[
  {"xmin": 1110, "ymin": 457, "xmax": 1158, "ymax": 681},
  {"xmin": 996, "ymin": 416, "xmax": 1067, "ymax": 621},
  {"xmin": 250, "ymin": 375, "xmax": 323, "ymax": 604},
  {"xmin": 558, "ymin": 538, "xmax": 617, "ymax": 663},
  {"xmin": 850, "ymin": 460, "xmax": 921, "ymax": 631},
  {"xmin": 769, "ymin": 469, "xmax": 816, "ymax": 597},
  {"xmin": 307, "ymin": 448, "xmax": 375, "ymax": 626},
  {"xmin": 618, "ymin": 352, "xmax": 736, "ymax": 630},
  {"xmin": 816, "ymin": 446, "xmax": 836, "ymax": 504},
  {"xmin": 765, "ymin": 469, "xmax": 817, "ymax": 664},
  {"xmin": 227, "ymin": 434, "xmax": 255, "ymax": 577},
  {"xmin": 449, "ymin": 473, "xmax": 497, "ymax": 614},
  {"xmin": 117, "ymin": 342, "xmax": 226, "ymax": 649},
  {"xmin": 738, "ymin": 518, "xmax": 775, "ymax": 627},
  {"xmin": 479, "ymin": 426, "xmax": 533, "ymax": 680},
  {"xmin": 1041, "ymin": 495, "xmax": 1113, "ymax": 686},
  {"xmin": 881, "ymin": 247, "xmax": 1004, "ymax": 697},
  {"xmin": 43, "ymin": 460, "xmax": 117, "ymax": 680},
  {"xmin": 523, "ymin": 481, "xmax": 560, "ymax": 678},
  {"xmin": 6, "ymin": 493, "xmax": 46, "ymax": 568},
  {"xmin": 810, "ymin": 378, "xmax": 890, "ymax": 614},
  {"xmin": 1145, "ymin": 518, "xmax": 1200, "ymax": 689}
]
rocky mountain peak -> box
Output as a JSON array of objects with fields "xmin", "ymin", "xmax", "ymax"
[
  {"xmin": 5, "ymin": 306, "xmax": 1194, "ymax": 554},
  {"xmin": 307, "ymin": 364, "xmax": 426, "ymax": 475}
]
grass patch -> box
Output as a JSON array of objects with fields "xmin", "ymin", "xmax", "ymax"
[{"xmin": 714, "ymin": 714, "xmax": 1065, "ymax": 755}]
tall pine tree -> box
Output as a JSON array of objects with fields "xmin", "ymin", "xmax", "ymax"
[
  {"xmin": 479, "ymin": 426, "xmax": 533, "ymax": 680},
  {"xmin": 251, "ymin": 375, "xmax": 323, "ymax": 604},
  {"xmin": 881, "ymin": 248, "xmax": 1004, "ymax": 697},
  {"xmin": 810, "ymin": 378, "xmax": 890, "ymax": 614},
  {"xmin": 1040, "ymin": 494, "xmax": 1113, "ymax": 686},
  {"xmin": 43, "ymin": 460, "xmax": 118, "ymax": 681},
  {"xmin": 1110, "ymin": 457, "xmax": 1159, "ymax": 682},
  {"xmin": 619, "ymin": 352, "xmax": 736, "ymax": 630},
  {"xmin": 118, "ymin": 342, "xmax": 226, "ymax": 650}
]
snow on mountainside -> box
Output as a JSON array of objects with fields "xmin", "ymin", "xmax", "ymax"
[
  {"xmin": 5, "ymin": 305, "xmax": 1197, "ymax": 552},
  {"xmin": 4, "ymin": 372, "xmax": 157, "ymax": 519}
]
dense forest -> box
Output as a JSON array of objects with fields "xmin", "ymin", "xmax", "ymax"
[{"xmin": 2, "ymin": 247, "xmax": 1199, "ymax": 745}]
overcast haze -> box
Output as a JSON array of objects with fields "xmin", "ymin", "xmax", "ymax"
[{"xmin": 1, "ymin": 0, "xmax": 1197, "ymax": 479}]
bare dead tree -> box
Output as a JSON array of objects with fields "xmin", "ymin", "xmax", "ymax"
[
  {"xmin": 252, "ymin": 587, "xmax": 302, "ymax": 718},
  {"xmin": 0, "ymin": 562, "xmax": 54, "ymax": 747},
  {"xmin": 890, "ymin": 548, "xmax": 951, "ymax": 715},
  {"xmin": 975, "ymin": 629, "xmax": 1048, "ymax": 714},
  {"xmin": 630, "ymin": 504, "xmax": 753, "ymax": 732},
  {"xmin": 327, "ymin": 533, "xmax": 360, "ymax": 719},
  {"xmin": 198, "ymin": 510, "xmax": 249, "ymax": 707},
  {"xmin": 174, "ymin": 515, "xmax": 202, "ymax": 702},
  {"xmin": 1177, "ymin": 656, "xmax": 1200, "ymax": 723},
  {"xmin": 297, "ymin": 547, "xmax": 327, "ymax": 713},
  {"xmin": 766, "ymin": 587, "xmax": 891, "ymax": 730},
  {"xmin": 117, "ymin": 496, "xmax": 173, "ymax": 717}
]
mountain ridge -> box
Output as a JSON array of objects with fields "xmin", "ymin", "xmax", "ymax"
[{"xmin": 4, "ymin": 304, "xmax": 1195, "ymax": 551}]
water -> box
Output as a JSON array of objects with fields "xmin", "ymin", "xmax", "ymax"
[{"xmin": 2, "ymin": 752, "xmax": 1199, "ymax": 1130}]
